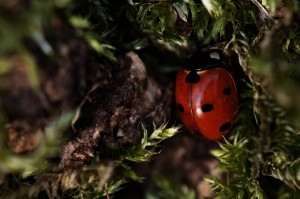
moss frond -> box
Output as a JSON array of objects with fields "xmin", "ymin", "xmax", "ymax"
[
  {"xmin": 119, "ymin": 123, "xmax": 181, "ymax": 162},
  {"xmin": 145, "ymin": 175, "xmax": 195, "ymax": 199}
]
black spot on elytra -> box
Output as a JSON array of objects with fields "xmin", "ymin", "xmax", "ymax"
[
  {"xmin": 185, "ymin": 71, "xmax": 200, "ymax": 83},
  {"xmin": 177, "ymin": 104, "xmax": 184, "ymax": 112},
  {"xmin": 201, "ymin": 104, "xmax": 213, "ymax": 112},
  {"xmin": 223, "ymin": 87, "xmax": 231, "ymax": 95},
  {"xmin": 219, "ymin": 122, "xmax": 231, "ymax": 132}
]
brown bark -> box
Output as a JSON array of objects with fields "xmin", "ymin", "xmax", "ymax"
[
  {"xmin": 59, "ymin": 51, "xmax": 172, "ymax": 169},
  {"xmin": 0, "ymin": 15, "xmax": 172, "ymax": 169}
]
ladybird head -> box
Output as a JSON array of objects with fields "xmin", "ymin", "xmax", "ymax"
[{"xmin": 185, "ymin": 49, "xmax": 225, "ymax": 71}]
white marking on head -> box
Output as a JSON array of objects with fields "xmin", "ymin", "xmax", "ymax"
[{"xmin": 210, "ymin": 52, "xmax": 220, "ymax": 60}]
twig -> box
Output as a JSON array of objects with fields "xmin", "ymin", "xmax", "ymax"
[
  {"xmin": 104, "ymin": 186, "xmax": 110, "ymax": 199},
  {"xmin": 250, "ymin": 0, "xmax": 274, "ymax": 47},
  {"xmin": 250, "ymin": 0, "xmax": 272, "ymax": 25}
]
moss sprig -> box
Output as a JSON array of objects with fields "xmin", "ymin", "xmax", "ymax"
[
  {"xmin": 145, "ymin": 175, "xmax": 195, "ymax": 199},
  {"xmin": 119, "ymin": 123, "xmax": 181, "ymax": 162}
]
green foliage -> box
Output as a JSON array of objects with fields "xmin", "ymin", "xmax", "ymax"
[
  {"xmin": 2, "ymin": 0, "xmax": 300, "ymax": 198},
  {"xmin": 173, "ymin": 2, "xmax": 189, "ymax": 22},
  {"xmin": 84, "ymin": 32, "xmax": 117, "ymax": 62},
  {"xmin": 0, "ymin": 162, "xmax": 117, "ymax": 199},
  {"xmin": 119, "ymin": 123, "xmax": 181, "ymax": 162},
  {"xmin": 67, "ymin": 0, "xmax": 149, "ymax": 58},
  {"xmin": 127, "ymin": 0, "xmax": 259, "ymax": 46},
  {"xmin": 103, "ymin": 179, "xmax": 128, "ymax": 198},
  {"xmin": 193, "ymin": 1, "xmax": 300, "ymax": 198},
  {"xmin": 0, "ymin": 112, "xmax": 75, "ymax": 198},
  {"xmin": 0, "ymin": 120, "xmax": 180, "ymax": 198},
  {"xmin": 0, "ymin": 112, "xmax": 74, "ymax": 174},
  {"xmin": 68, "ymin": 1, "xmax": 116, "ymax": 61},
  {"xmin": 67, "ymin": 4, "xmax": 118, "ymax": 61},
  {"xmin": 145, "ymin": 175, "xmax": 195, "ymax": 199},
  {"xmin": 126, "ymin": 1, "xmax": 191, "ymax": 54},
  {"xmin": 193, "ymin": 0, "xmax": 258, "ymax": 44},
  {"xmin": 211, "ymin": 137, "xmax": 249, "ymax": 175},
  {"xmin": 0, "ymin": 58, "xmax": 12, "ymax": 75},
  {"xmin": 251, "ymin": 81, "xmax": 300, "ymax": 192},
  {"xmin": 207, "ymin": 178, "xmax": 265, "ymax": 199},
  {"xmin": 65, "ymin": 123, "xmax": 180, "ymax": 198},
  {"xmin": 263, "ymin": 157, "xmax": 300, "ymax": 190},
  {"xmin": 262, "ymin": 0, "xmax": 299, "ymax": 12},
  {"xmin": 209, "ymin": 137, "xmax": 266, "ymax": 199},
  {"xmin": 59, "ymin": 163, "xmax": 117, "ymax": 199},
  {"xmin": 0, "ymin": 0, "xmax": 70, "ymax": 54},
  {"xmin": 128, "ymin": 3, "xmax": 179, "ymax": 41}
]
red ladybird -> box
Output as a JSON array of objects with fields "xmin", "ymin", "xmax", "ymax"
[{"xmin": 175, "ymin": 49, "xmax": 238, "ymax": 140}]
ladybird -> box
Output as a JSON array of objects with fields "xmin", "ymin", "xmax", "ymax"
[{"xmin": 175, "ymin": 49, "xmax": 238, "ymax": 140}]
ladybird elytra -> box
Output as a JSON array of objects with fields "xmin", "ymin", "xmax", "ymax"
[{"xmin": 175, "ymin": 50, "xmax": 238, "ymax": 140}]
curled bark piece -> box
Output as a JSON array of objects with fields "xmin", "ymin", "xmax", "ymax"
[{"xmin": 59, "ymin": 52, "xmax": 172, "ymax": 169}]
